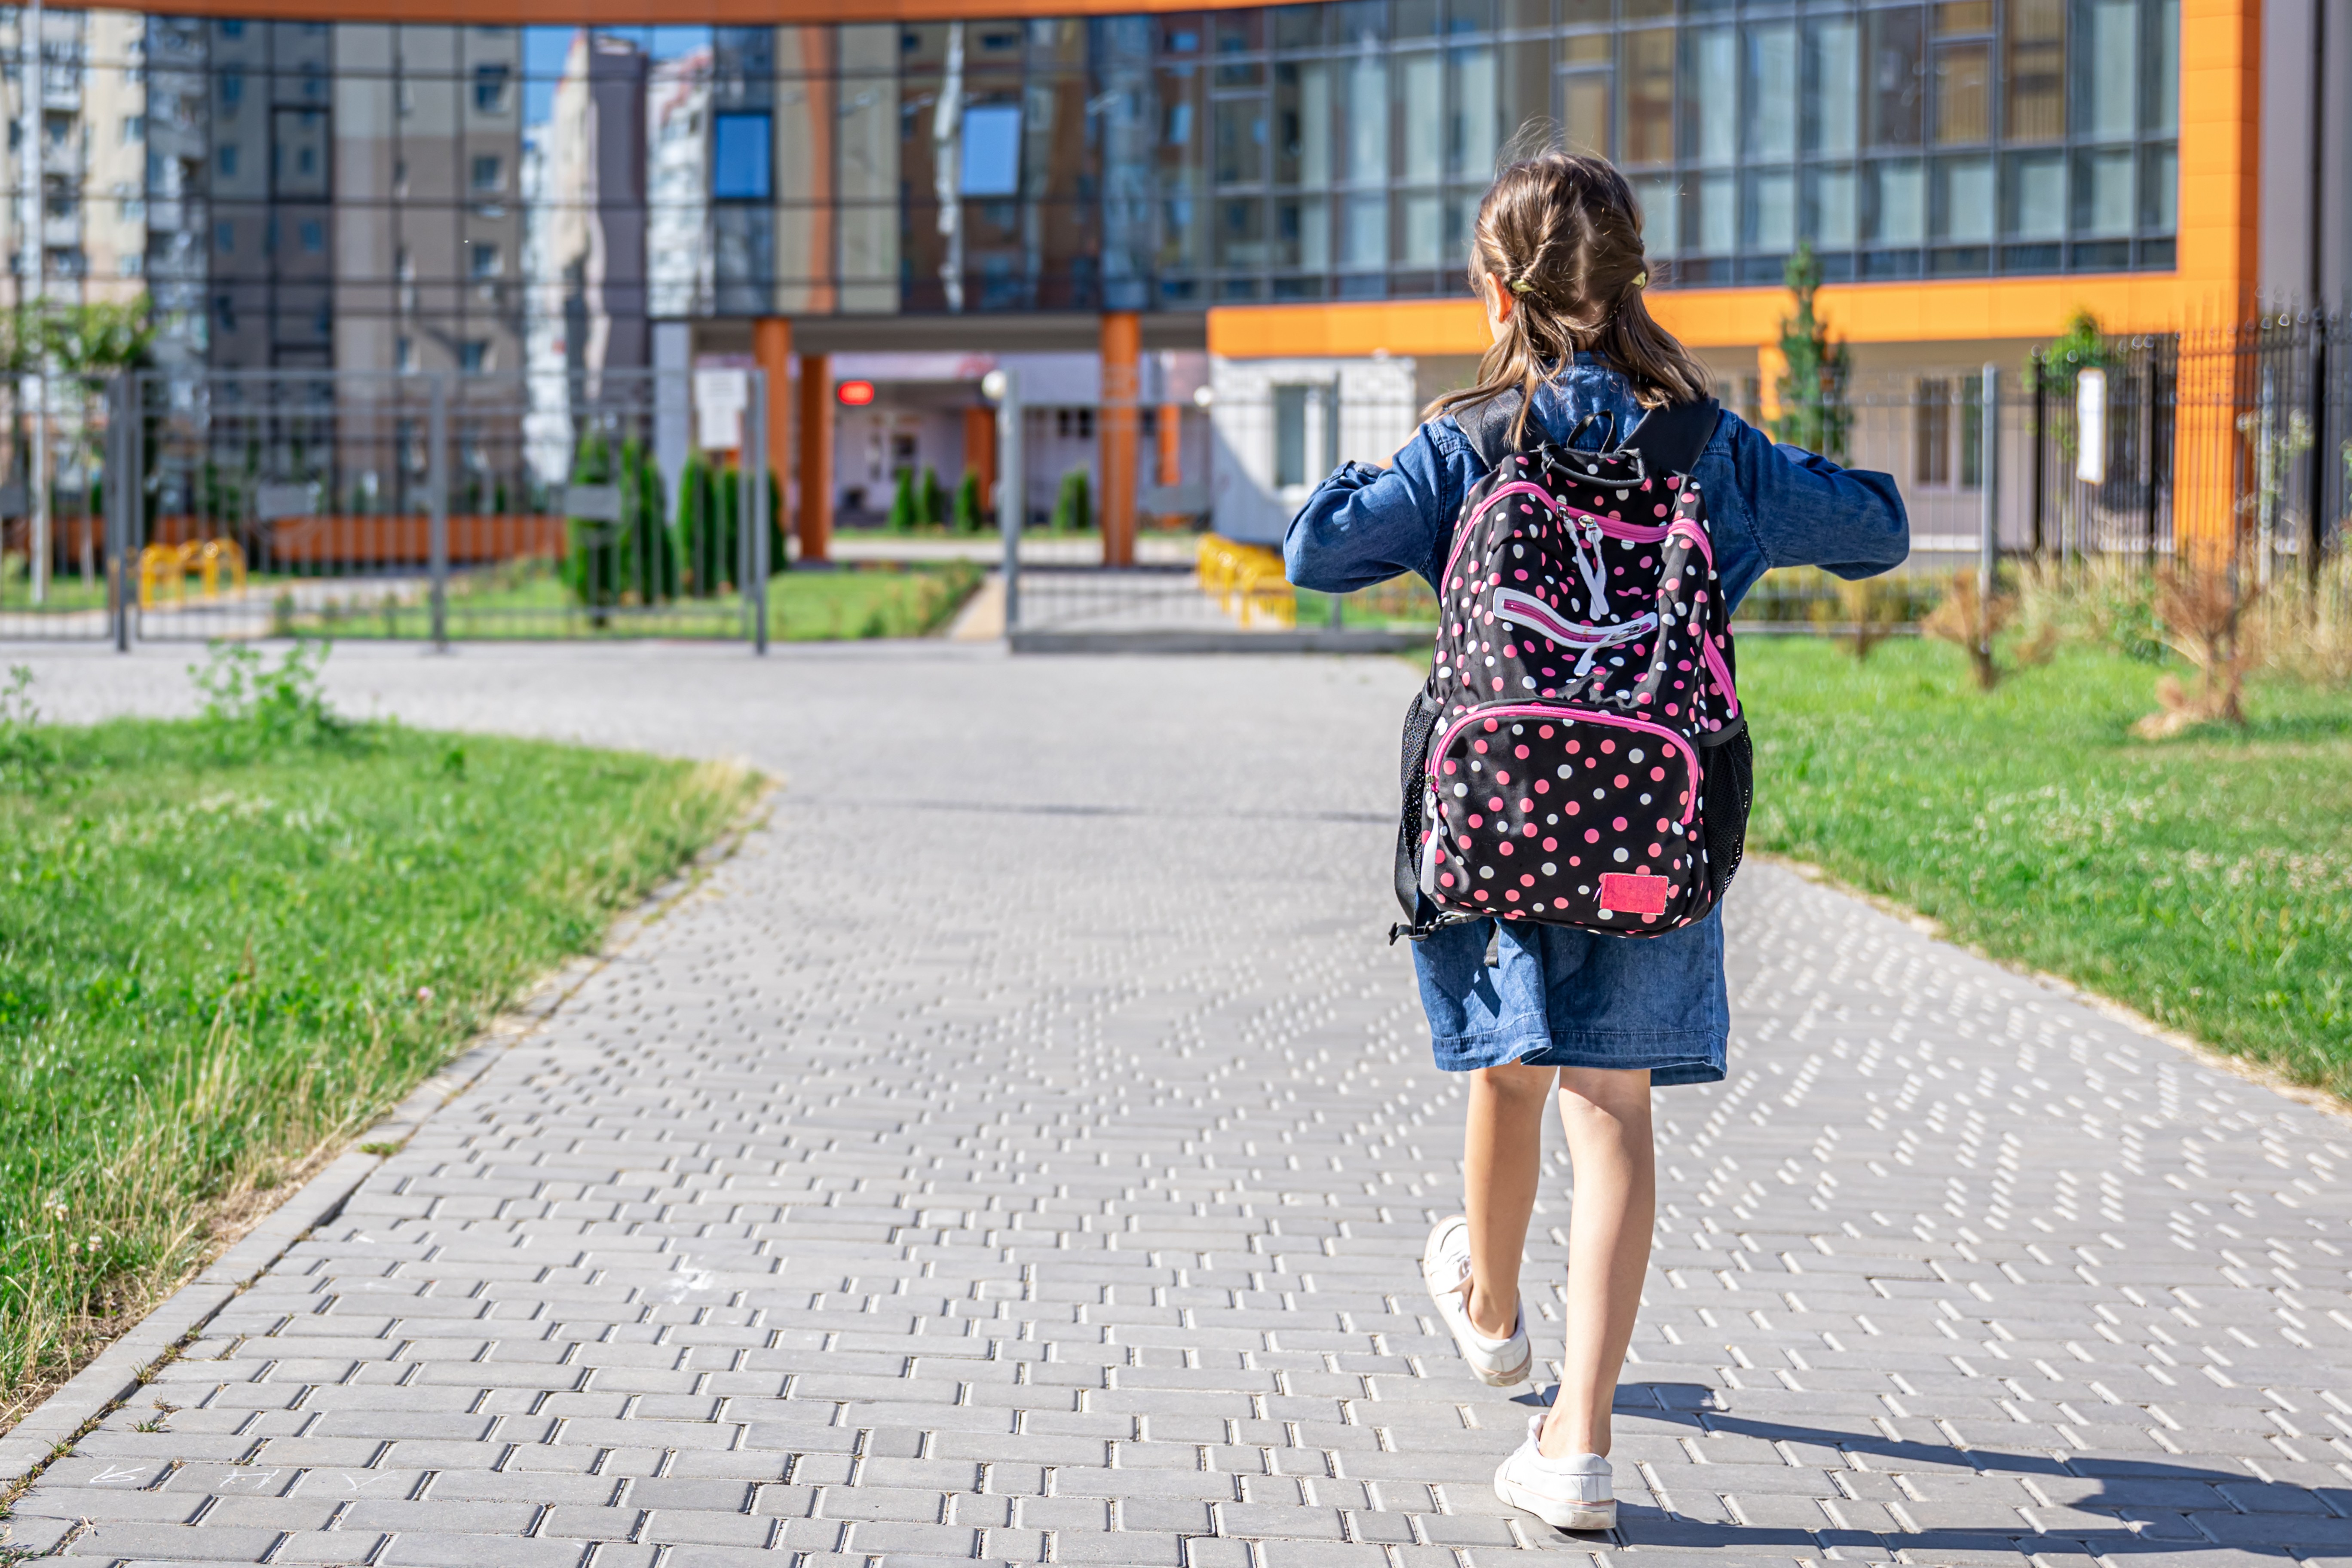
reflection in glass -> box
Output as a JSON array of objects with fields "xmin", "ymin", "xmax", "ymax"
[
  {"xmin": 1746, "ymin": 170, "xmax": 1793, "ymax": 253},
  {"xmin": 1274, "ymin": 61, "xmax": 1332, "ymax": 186},
  {"xmin": 2004, "ymin": 0, "xmax": 2064, "ymax": 141},
  {"xmin": 2073, "ymin": 0, "xmax": 2137, "ymax": 138},
  {"xmin": 2001, "ymin": 151, "xmax": 2062, "ymax": 239},
  {"xmin": 1866, "ymin": 7, "xmax": 1923, "ymax": 147},
  {"xmin": 1340, "ymin": 49, "xmax": 1387, "ymax": 183},
  {"xmin": 2072, "ymin": 148, "xmax": 2133, "ymax": 236},
  {"xmin": 1400, "ymin": 189, "xmax": 1442, "ymax": 265},
  {"xmin": 1804, "ymin": 19, "xmax": 1859, "ymax": 156},
  {"xmin": 1868, "ymin": 159, "xmax": 1926, "ymax": 244},
  {"xmin": 1934, "ymin": 43, "xmax": 1989, "ymax": 144},
  {"xmin": 1340, "ymin": 190, "xmax": 1386, "ymax": 268},
  {"xmin": 1633, "ymin": 174, "xmax": 1678, "ymax": 254},
  {"xmin": 1694, "ymin": 171, "xmax": 1733, "ymax": 253},
  {"xmin": 1396, "ymin": 51, "xmax": 1442, "ymax": 184},
  {"xmin": 1687, "ymin": 27, "xmax": 1734, "ymax": 167},
  {"xmin": 1934, "ymin": 156, "xmax": 1994, "ymax": 242},
  {"xmin": 1743, "ymin": 24, "xmax": 1794, "ymax": 162},
  {"xmin": 1561, "ymin": 70, "xmax": 1611, "ymax": 158},
  {"xmin": 2141, "ymin": 143, "xmax": 2176, "ymax": 233},
  {"xmin": 1620, "ymin": 29, "xmax": 1674, "ymax": 165},
  {"xmin": 1804, "ymin": 165, "xmax": 1857, "ymax": 247},
  {"xmin": 1449, "ymin": 47, "xmax": 1496, "ymax": 178}
]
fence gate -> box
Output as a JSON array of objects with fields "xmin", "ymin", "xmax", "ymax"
[{"xmin": 96, "ymin": 364, "xmax": 769, "ymax": 647}]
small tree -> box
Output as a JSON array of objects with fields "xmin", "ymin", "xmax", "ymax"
[
  {"xmin": 1772, "ymin": 243, "xmax": 1853, "ymax": 463},
  {"xmin": 1052, "ymin": 469, "xmax": 1092, "ymax": 534},
  {"xmin": 563, "ymin": 430, "xmax": 619, "ymax": 621},
  {"xmin": 920, "ymin": 466, "xmax": 947, "ymax": 528},
  {"xmin": 953, "ymin": 470, "xmax": 984, "ymax": 534},
  {"xmin": 673, "ymin": 449, "xmax": 729, "ymax": 595},
  {"xmin": 887, "ymin": 469, "xmax": 920, "ymax": 533}
]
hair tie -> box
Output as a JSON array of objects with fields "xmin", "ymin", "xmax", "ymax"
[
  {"xmin": 1632, "ymin": 270, "xmax": 1648, "ymax": 289},
  {"xmin": 1508, "ymin": 278, "xmax": 1534, "ymax": 294}
]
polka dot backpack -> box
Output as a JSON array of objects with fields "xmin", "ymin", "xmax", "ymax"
[{"xmin": 1390, "ymin": 389, "xmax": 1752, "ymax": 943}]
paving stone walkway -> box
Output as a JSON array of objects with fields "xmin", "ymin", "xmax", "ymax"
[{"xmin": 5, "ymin": 643, "xmax": 2351, "ymax": 1568}]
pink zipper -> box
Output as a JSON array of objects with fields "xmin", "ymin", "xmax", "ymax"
[
  {"xmin": 1700, "ymin": 636, "xmax": 1740, "ymax": 718},
  {"xmin": 1430, "ymin": 703, "xmax": 1701, "ymax": 824},
  {"xmin": 1559, "ymin": 505, "xmax": 1673, "ymax": 543},
  {"xmin": 1443, "ymin": 480, "xmax": 1560, "ymax": 591}
]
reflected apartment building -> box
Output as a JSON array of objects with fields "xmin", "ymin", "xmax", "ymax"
[{"xmin": 0, "ymin": 0, "xmax": 2341, "ymax": 557}]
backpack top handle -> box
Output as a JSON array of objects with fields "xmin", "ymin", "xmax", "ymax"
[{"xmin": 1456, "ymin": 387, "xmax": 1722, "ymax": 480}]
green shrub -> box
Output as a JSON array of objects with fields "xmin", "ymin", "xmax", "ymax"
[
  {"xmin": 888, "ymin": 469, "xmax": 920, "ymax": 533},
  {"xmin": 1052, "ymin": 469, "xmax": 1092, "ymax": 534},
  {"xmin": 953, "ymin": 470, "xmax": 985, "ymax": 534},
  {"xmin": 562, "ymin": 431, "xmax": 620, "ymax": 612}
]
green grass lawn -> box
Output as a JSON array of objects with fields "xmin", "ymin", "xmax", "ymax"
[
  {"xmin": 0, "ymin": 671, "xmax": 759, "ymax": 1424},
  {"xmin": 266, "ymin": 558, "xmax": 982, "ymax": 641},
  {"xmin": 1741, "ymin": 636, "xmax": 2352, "ymax": 1092}
]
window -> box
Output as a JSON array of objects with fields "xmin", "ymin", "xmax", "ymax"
[
  {"xmin": 1804, "ymin": 19, "xmax": 1859, "ymax": 156},
  {"xmin": 471, "ymin": 154, "xmax": 502, "ymax": 191},
  {"xmin": 961, "ymin": 103, "xmax": 1023, "ymax": 196},
  {"xmin": 217, "ymin": 144, "xmax": 237, "ymax": 177},
  {"xmin": 396, "ymin": 335, "xmax": 414, "ymax": 372},
  {"xmin": 711, "ymin": 112, "xmax": 772, "ymax": 200},
  {"xmin": 470, "ymin": 243, "xmax": 499, "ymax": 278},
  {"xmin": 458, "ymin": 340, "xmax": 490, "ymax": 375},
  {"xmin": 473, "ymin": 63, "xmax": 511, "ymax": 114},
  {"xmin": 1274, "ymin": 384, "xmax": 1310, "ymax": 487},
  {"xmin": 220, "ymin": 69, "xmax": 242, "ymax": 106},
  {"xmin": 1915, "ymin": 379, "xmax": 1952, "ymax": 485},
  {"xmin": 1744, "ymin": 24, "xmax": 1796, "ymax": 162},
  {"xmin": 299, "ymin": 219, "xmax": 324, "ymax": 253},
  {"xmin": 118, "ymin": 254, "xmax": 142, "ymax": 278},
  {"xmin": 2004, "ymin": 0, "xmax": 2065, "ymax": 141},
  {"xmin": 214, "ymin": 220, "xmax": 234, "ymax": 253},
  {"xmin": 1620, "ymin": 29, "xmax": 1674, "ymax": 165}
]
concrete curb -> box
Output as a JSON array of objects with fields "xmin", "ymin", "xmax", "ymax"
[{"xmin": 0, "ymin": 778, "xmax": 775, "ymax": 1495}]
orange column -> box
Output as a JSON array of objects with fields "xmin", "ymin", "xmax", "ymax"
[
  {"xmin": 1099, "ymin": 312, "xmax": 1141, "ymax": 566},
  {"xmin": 752, "ymin": 318, "xmax": 794, "ymax": 565},
  {"xmin": 1157, "ymin": 404, "xmax": 1182, "ymax": 487},
  {"xmin": 2171, "ymin": 0, "xmax": 2263, "ymax": 567},
  {"xmin": 797, "ymin": 351, "xmax": 834, "ymax": 564},
  {"xmin": 963, "ymin": 405, "xmax": 996, "ymax": 517}
]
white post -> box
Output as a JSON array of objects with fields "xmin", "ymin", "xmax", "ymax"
[
  {"xmin": 19, "ymin": 0, "xmax": 43, "ymax": 604},
  {"xmin": 986, "ymin": 368, "xmax": 1021, "ymax": 637},
  {"xmin": 1979, "ymin": 363, "xmax": 2000, "ymax": 614}
]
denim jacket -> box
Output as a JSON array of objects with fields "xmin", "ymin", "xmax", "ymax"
[{"xmin": 1285, "ymin": 357, "xmax": 1908, "ymax": 1083}]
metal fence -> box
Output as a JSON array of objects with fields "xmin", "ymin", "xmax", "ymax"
[{"xmin": 5, "ymin": 365, "xmax": 772, "ymax": 648}]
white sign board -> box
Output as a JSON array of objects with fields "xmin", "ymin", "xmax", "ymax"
[
  {"xmin": 255, "ymin": 481, "xmax": 320, "ymax": 521},
  {"xmin": 695, "ymin": 368, "xmax": 748, "ymax": 451},
  {"xmin": 2074, "ymin": 367, "xmax": 2108, "ymax": 486},
  {"xmin": 564, "ymin": 484, "xmax": 622, "ymax": 522}
]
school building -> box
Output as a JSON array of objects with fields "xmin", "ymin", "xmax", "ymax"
[{"xmin": 10, "ymin": 0, "xmax": 2341, "ymax": 563}]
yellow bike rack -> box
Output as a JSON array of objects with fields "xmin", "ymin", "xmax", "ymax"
[
  {"xmin": 1196, "ymin": 534, "xmax": 1295, "ymax": 629},
  {"xmin": 138, "ymin": 538, "xmax": 249, "ymax": 609}
]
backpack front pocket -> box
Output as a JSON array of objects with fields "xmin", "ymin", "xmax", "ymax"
[{"xmin": 1421, "ymin": 704, "xmax": 1712, "ymax": 933}]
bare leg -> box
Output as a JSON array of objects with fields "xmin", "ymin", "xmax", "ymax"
[
  {"xmin": 1459, "ymin": 1061, "xmax": 1556, "ymax": 1338},
  {"xmin": 1539, "ymin": 1066, "xmax": 1656, "ymax": 1458}
]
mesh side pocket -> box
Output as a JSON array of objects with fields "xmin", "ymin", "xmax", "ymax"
[
  {"xmin": 1393, "ymin": 689, "xmax": 1442, "ymax": 920},
  {"xmin": 1702, "ymin": 726, "xmax": 1753, "ymax": 904}
]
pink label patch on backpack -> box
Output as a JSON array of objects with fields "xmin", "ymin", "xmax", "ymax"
[{"xmin": 1597, "ymin": 873, "xmax": 1671, "ymax": 915}]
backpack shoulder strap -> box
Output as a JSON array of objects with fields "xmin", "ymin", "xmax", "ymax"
[
  {"xmin": 1622, "ymin": 397, "xmax": 1723, "ymax": 479},
  {"xmin": 1453, "ymin": 389, "xmax": 1528, "ymax": 470}
]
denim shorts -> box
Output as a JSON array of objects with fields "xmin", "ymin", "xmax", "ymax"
[{"xmin": 1411, "ymin": 906, "xmax": 1730, "ymax": 1085}]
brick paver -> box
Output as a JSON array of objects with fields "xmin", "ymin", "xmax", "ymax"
[{"xmin": 6, "ymin": 643, "xmax": 2350, "ymax": 1568}]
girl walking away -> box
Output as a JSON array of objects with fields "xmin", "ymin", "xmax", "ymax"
[{"xmin": 1285, "ymin": 152, "xmax": 1906, "ymax": 1533}]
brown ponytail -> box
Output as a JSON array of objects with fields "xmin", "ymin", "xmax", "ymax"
[{"xmin": 1424, "ymin": 151, "xmax": 1712, "ymax": 444}]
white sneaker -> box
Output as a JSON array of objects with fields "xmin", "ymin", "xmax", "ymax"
[
  {"xmin": 1419, "ymin": 1214, "xmax": 1531, "ymax": 1387},
  {"xmin": 1493, "ymin": 1415, "xmax": 1617, "ymax": 1531}
]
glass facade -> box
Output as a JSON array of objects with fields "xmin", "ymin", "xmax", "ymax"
[{"xmin": 1, "ymin": 0, "xmax": 2180, "ymax": 378}]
